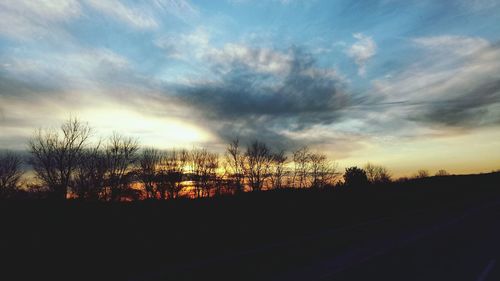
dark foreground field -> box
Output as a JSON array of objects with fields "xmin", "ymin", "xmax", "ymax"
[{"xmin": 1, "ymin": 173, "xmax": 500, "ymax": 281}]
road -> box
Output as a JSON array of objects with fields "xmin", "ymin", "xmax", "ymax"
[{"xmin": 134, "ymin": 198, "xmax": 500, "ymax": 281}]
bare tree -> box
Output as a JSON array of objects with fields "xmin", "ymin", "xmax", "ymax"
[
  {"xmin": 105, "ymin": 133, "xmax": 139, "ymax": 201},
  {"xmin": 243, "ymin": 141, "xmax": 272, "ymax": 191},
  {"xmin": 269, "ymin": 150, "xmax": 288, "ymax": 190},
  {"xmin": 159, "ymin": 149, "xmax": 188, "ymax": 199},
  {"xmin": 28, "ymin": 118, "xmax": 91, "ymax": 199},
  {"xmin": 225, "ymin": 139, "xmax": 245, "ymax": 193},
  {"xmin": 0, "ymin": 151, "xmax": 23, "ymax": 197},
  {"xmin": 364, "ymin": 163, "xmax": 377, "ymax": 183},
  {"xmin": 375, "ymin": 166, "xmax": 391, "ymax": 184},
  {"xmin": 73, "ymin": 144, "xmax": 108, "ymax": 200},
  {"xmin": 190, "ymin": 148, "xmax": 218, "ymax": 198},
  {"xmin": 190, "ymin": 148, "xmax": 205, "ymax": 198},
  {"xmin": 138, "ymin": 148, "xmax": 162, "ymax": 199},
  {"xmin": 414, "ymin": 169, "xmax": 430, "ymax": 179},
  {"xmin": 309, "ymin": 152, "xmax": 337, "ymax": 189},
  {"xmin": 435, "ymin": 169, "xmax": 449, "ymax": 176},
  {"xmin": 292, "ymin": 146, "xmax": 311, "ymax": 189},
  {"xmin": 364, "ymin": 163, "xmax": 392, "ymax": 184},
  {"xmin": 206, "ymin": 152, "xmax": 219, "ymax": 197},
  {"xmin": 213, "ymin": 158, "xmax": 228, "ymax": 196}
]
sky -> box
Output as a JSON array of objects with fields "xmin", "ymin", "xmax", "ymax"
[{"xmin": 1, "ymin": 0, "xmax": 500, "ymax": 176}]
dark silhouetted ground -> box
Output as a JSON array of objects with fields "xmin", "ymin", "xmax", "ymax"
[{"xmin": 1, "ymin": 172, "xmax": 499, "ymax": 281}]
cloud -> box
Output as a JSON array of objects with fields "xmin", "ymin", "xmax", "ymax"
[
  {"xmin": 0, "ymin": 0, "xmax": 200, "ymax": 39},
  {"xmin": 152, "ymin": 0, "xmax": 199, "ymax": 21},
  {"xmin": 205, "ymin": 43, "xmax": 293, "ymax": 76},
  {"xmin": 0, "ymin": 0, "xmax": 81, "ymax": 40},
  {"xmin": 413, "ymin": 35, "xmax": 490, "ymax": 56},
  {"xmin": 347, "ymin": 33, "xmax": 377, "ymax": 76},
  {"xmin": 0, "ymin": 46, "xmax": 135, "ymax": 127},
  {"xmin": 154, "ymin": 29, "xmax": 369, "ymax": 151},
  {"xmin": 84, "ymin": 0, "xmax": 199, "ymax": 29},
  {"xmin": 0, "ymin": 46, "xmax": 207, "ymax": 149},
  {"xmin": 156, "ymin": 30, "xmax": 294, "ymax": 76},
  {"xmin": 372, "ymin": 36, "xmax": 500, "ymax": 129},
  {"xmin": 172, "ymin": 46, "xmax": 351, "ymax": 148},
  {"xmin": 155, "ymin": 28, "xmax": 211, "ymax": 60},
  {"xmin": 1, "ymin": 47, "xmax": 132, "ymax": 93},
  {"xmin": 84, "ymin": 0, "xmax": 158, "ymax": 29}
]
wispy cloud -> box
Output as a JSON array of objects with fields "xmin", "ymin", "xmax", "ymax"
[
  {"xmin": 84, "ymin": 0, "xmax": 158, "ymax": 29},
  {"xmin": 153, "ymin": 0, "xmax": 199, "ymax": 21},
  {"xmin": 412, "ymin": 35, "xmax": 490, "ymax": 56},
  {"xmin": 1, "ymin": 47, "xmax": 131, "ymax": 92},
  {"xmin": 372, "ymin": 35, "xmax": 500, "ymax": 129},
  {"xmin": 0, "ymin": 0, "xmax": 81, "ymax": 40},
  {"xmin": 155, "ymin": 28, "xmax": 211, "ymax": 60}
]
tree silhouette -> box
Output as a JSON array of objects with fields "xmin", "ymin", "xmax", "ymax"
[
  {"xmin": 105, "ymin": 133, "xmax": 139, "ymax": 201},
  {"xmin": 0, "ymin": 151, "xmax": 23, "ymax": 198},
  {"xmin": 160, "ymin": 149, "xmax": 188, "ymax": 199},
  {"xmin": 414, "ymin": 169, "xmax": 430, "ymax": 179},
  {"xmin": 293, "ymin": 146, "xmax": 311, "ymax": 189},
  {"xmin": 364, "ymin": 163, "xmax": 392, "ymax": 184},
  {"xmin": 205, "ymin": 152, "xmax": 220, "ymax": 196},
  {"xmin": 138, "ymin": 148, "xmax": 162, "ymax": 199},
  {"xmin": 213, "ymin": 158, "xmax": 228, "ymax": 196},
  {"xmin": 190, "ymin": 148, "xmax": 218, "ymax": 198},
  {"xmin": 290, "ymin": 148, "xmax": 337, "ymax": 189},
  {"xmin": 435, "ymin": 169, "xmax": 449, "ymax": 176},
  {"xmin": 9, "ymin": 117, "xmax": 476, "ymax": 202},
  {"xmin": 269, "ymin": 150, "xmax": 288, "ymax": 190},
  {"xmin": 309, "ymin": 152, "xmax": 337, "ymax": 189},
  {"xmin": 73, "ymin": 144, "xmax": 108, "ymax": 200},
  {"xmin": 225, "ymin": 139, "xmax": 245, "ymax": 193},
  {"xmin": 243, "ymin": 140, "xmax": 272, "ymax": 191},
  {"xmin": 28, "ymin": 118, "xmax": 91, "ymax": 200},
  {"xmin": 343, "ymin": 166, "xmax": 369, "ymax": 188}
]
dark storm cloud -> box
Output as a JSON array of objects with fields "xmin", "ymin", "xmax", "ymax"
[{"xmin": 174, "ymin": 47, "xmax": 353, "ymax": 148}]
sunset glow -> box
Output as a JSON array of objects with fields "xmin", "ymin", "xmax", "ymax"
[{"xmin": 80, "ymin": 107, "xmax": 214, "ymax": 148}]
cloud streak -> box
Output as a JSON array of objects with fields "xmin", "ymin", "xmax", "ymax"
[
  {"xmin": 0, "ymin": 0, "xmax": 81, "ymax": 40},
  {"xmin": 85, "ymin": 0, "xmax": 158, "ymax": 29},
  {"xmin": 372, "ymin": 36, "xmax": 500, "ymax": 130}
]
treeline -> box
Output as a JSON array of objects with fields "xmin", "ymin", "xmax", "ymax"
[{"xmin": 0, "ymin": 118, "xmax": 446, "ymax": 201}]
